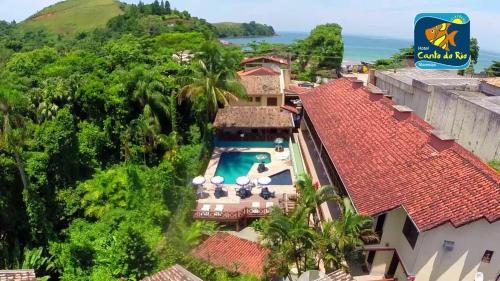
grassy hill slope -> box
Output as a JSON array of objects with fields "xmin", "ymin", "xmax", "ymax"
[{"xmin": 19, "ymin": 0, "xmax": 124, "ymax": 34}]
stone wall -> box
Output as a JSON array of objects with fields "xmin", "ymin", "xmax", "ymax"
[{"xmin": 375, "ymin": 70, "xmax": 500, "ymax": 162}]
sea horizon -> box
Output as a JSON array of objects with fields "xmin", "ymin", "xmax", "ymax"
[{"xmin": 224, "ymin": 31, "xmax": 500, "ymax": 71}]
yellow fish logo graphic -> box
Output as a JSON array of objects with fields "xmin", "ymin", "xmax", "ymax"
[{"xmin": 425, "ymin": 22, "xmax": 458, "ymax": 51}]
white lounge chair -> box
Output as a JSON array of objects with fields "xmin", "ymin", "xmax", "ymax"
[
  {"xmin": 201, "ymin": 204, "xmax": 210, "ymax": 216},
  {"xmin": 251, "ymin": 202, "xmax": 260, "ymax": 214},
  {"xmin": 214, "ymin": 204, "xmax": 224, "ymax": 216},
  {"xmin": 277, "ymin": 150, "xmax": 290, "ymax": 161},
  {"xmin": 265, "ymin": 202, "xmax": 274, "ymax": 209}
]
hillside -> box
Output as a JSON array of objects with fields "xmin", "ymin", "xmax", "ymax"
[
  {"xmin": 19, "ymin": 0, "xmax": 124, "ymax": 34},
  {"xmin": 213, "ymin": 21, "xmax": 275, "ymax": 38}
]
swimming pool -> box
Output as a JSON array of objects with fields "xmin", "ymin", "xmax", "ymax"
[
  {"xmin": 214, "ymin": 152, "xmax": 271, "ymax": 184},
  {"xmin": 269, "ymin": 169, "xmax": 293, "ymax": 185},
  {"xmin": 215, "ymin": 139, "xmax": 290, "ymax": 148}
]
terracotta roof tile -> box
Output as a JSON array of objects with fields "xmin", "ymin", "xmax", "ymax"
[
  {"xmin": 238, "ymin": 69, "xmax": 281, "ymax": 97},
  {"xmin": 142, "ymin": 265, "xmax": 202, "ymax": 281},
  {"xmin": 0, "ymin": 270, "xmax": 36, "ymax": 281},
  {"xmin": 241, "ymin": 56, "xmax": 288, "ymax": 66},
  {"xmin": 301, "ymin": 78, "xmax": 500, "ymax": 231},
  {"xmin": 191, "ymin": 232, "xmax": 269, "ymax": 277},
  {"xmin": 286, "ymin": 84, "xmax": 312, "ymax": 95},
  {"xmin": 238, "ymin": 66, "xmax": 280, "ymax": 76},
  {"xmin": 214, "ymin": 106, "xmax": 293, "ymax": 129}
]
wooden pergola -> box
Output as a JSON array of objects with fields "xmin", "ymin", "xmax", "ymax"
[{"xmin": 213, "ymin": 106, "xmax": 294, "ymax": 141}]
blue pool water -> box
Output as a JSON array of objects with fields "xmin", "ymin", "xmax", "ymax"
[
  {"xmin": 269, "ymin": 169, "xmax": 293, "ymax": 185},
  {"xmin": 215, "ymin": 152, "xmax": 271, "ymax": 184},
  {"xmin": 215, "ymin": 140, "xmax": 289, "ymax": 148}
]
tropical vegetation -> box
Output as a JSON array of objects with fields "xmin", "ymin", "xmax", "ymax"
[
  {"xmin": 0, "ymin": 1, "xmax": 251, "ymax": 280},
  {"xmin": 261, "ymin": 174, "xmax": 377, "ymax": 279},
  {"xmin": 214, "ymin": 21, "xmax": 275, "ymax": 38},
  {"xmin": 486, "ymin": 61, "xmax": 500, "ymax": 77}
]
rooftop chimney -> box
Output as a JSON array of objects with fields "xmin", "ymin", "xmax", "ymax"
[
  {"xmin": 429, "ymin": 129, "xmax": 456, "ymax": 152},
  {"xmin": 366, "ymin": 84, "xmax": 384, "ymax": 101},
  {"xmin": 352, "ymin": 79, "xmax": 364, "ymax": 89},
  {"xmin": 392, "ymin": 105, "xmax": 413, "ymax": 121}
]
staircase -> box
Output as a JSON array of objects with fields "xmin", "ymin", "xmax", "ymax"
[{"xmin": 280, "ymin": 193, "xmax": 297, "ymax": 214}]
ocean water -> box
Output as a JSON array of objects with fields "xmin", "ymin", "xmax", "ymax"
[{"xmin": 225, "ymin": 31, "xmax": 500, "ymax": 72}]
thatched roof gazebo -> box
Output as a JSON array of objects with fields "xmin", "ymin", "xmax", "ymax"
[{"xmin": 213, "ymin": 106, "xmax": 294, "ymax": 140}]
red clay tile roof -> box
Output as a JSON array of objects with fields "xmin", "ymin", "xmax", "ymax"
[
  {"xmin": 238, "ymin": 66, "xmax": 280, "ymax": 76},
  {"xmin": 242, "ymin": 56, "xmax": 289, "ymax": 66},
  {"xmin": 0, "ymin": 270, "xmax": 36, "ymax": 281},
  {"xmin": 191, "ymin": 232, "xmax": 269, "ymax": 277},
  {"xmin": 286, "ymin": 84, "xmax": 312, "ymax": 95},
  {"xmin": 281, "ymin": 104, "xmax": 299, "ymax": 114},
  {"xmin": 142, "ymin": 265, "xmax": 202, "ymax": 281},
  {"xmin": 301, "ymin": 78, "xmax": 500, "ymax": 231},
  {"xmin": 238, "ymin": 69, "xmax": 281, "ymax": 96}
]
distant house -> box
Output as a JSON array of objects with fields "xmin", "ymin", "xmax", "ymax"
[
  {"xmin": 142, "ymin": 264, "xmax": 202, "ymax": 281},
  {"xmin": 236, "ymin": 67, "xmax": 283, "ymax": 106},
  {"xmin": 0, "ymin": 270, "xmax": 36, "ymax": 281},
  {"xmin": 299, "ymin": 78, "xmax": 500, "ymax": 281},
  {"xmin": 241, "ymin": 55, "xmax": 289, "ymax": 73},
  {"xmin": 233, "ymin": 55, "xmax": 294, "ymax": 107},
  {"xmin": 191, "ymin": 232, "xmax": 269, "ymax": 277}
]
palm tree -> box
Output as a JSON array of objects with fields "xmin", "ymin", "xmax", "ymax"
[
  {"xmin": 178, "ymin": 41, "xmax": 246, "ymax": 122},
  {"xmin": 316, "ymin": 201, "xmax": 378, "ymax": 271},
  {"xmin": 132, "ymin": 106, "xmax": 168, "ymax": 165},
  {"xmin": 296, "ymin": 173, "xmax": 340, "ymax": 227},
  {"xmin": 262, "ymin": 206, "xmax": 316, "ymax": 277},
  {"xmin": 129, "ymin": 66, "xmax": 172, "ymax": 131},
  {"xmin": 0, "ymin": 93, "xmax": 29, "ymax": 191}
]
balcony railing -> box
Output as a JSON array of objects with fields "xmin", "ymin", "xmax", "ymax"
[{"xmin": 192, "ymin": 207, "xmax": 273, "ymax": 221}]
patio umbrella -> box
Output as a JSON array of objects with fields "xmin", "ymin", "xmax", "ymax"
[
  {"xmin": 211, "ymin": 176, "xmax": 224, "ymax": 185},
  {"xmin": 258, "ymin": 176, "xmax": 272, "ymax": 185},
  {"xmin": 192, "ymin": 176, "xmax": 205, "ymax": 186},
  {"xmin": 274, "ymin": 137, "xmax": 284, "ymax": 144},
  {"xmin": 256, "ymin": 154, "xmax": 268, "ymax": 162},
  {"xmin": 236, "ymin": 176, "xmax": 250, "ymax": 186}
]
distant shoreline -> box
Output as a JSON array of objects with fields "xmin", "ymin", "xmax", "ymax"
[{"xmin": 219, "ymin": 34, "xmax": 277, "ymax": 39}]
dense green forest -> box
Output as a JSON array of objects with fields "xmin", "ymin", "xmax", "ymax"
[
  {"xmin": 213, "ymin": 21, "xmax": 275, "ymax": 38},
  {"xmin": 0, "ymin": 1, "xmax": 256, "ymax": 280}
]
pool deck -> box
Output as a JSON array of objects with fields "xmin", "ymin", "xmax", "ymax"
[{"xmin": 193, "ymin": 146, "xmax": 297, "ymax": 224}]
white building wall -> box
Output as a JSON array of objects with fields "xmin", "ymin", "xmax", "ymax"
[
  {"xmin": 369, "ymin": 208, "xmax": 500, "ymax": 281},
  {"xmin": 413, "ymin": 220, "xmax": 500, "ymax": 281}
]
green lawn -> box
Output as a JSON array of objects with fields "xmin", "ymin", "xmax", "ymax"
[{"xmin": 19, "ymin": 0, "xmax": 124, "ymax": 34}]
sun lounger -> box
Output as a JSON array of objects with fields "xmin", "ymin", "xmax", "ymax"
[
  {"xmin": 214, "ymin": 204, "xmax": 224, "ymax": 216},
  {"xmin": 201, "ymin": 204, "xmax": 210, "ymax": 216},
  {"xmin": 277, "ymin": 150, "xmax": 290, "ymax": 161},
  {"xmin": 251, "ymin": 202, "xmax": 260, "ymax": 214},
  {"xmin": 265, "ymin": 202, "xmax": 274, "ymax": 209}
]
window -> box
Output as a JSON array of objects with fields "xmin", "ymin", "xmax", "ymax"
[
  {"xmin": 248, "ymin": 97, "xmax": 253, "ymax": 102},
  {"xmin": 375, "ymin": 213, "xmax": 387, "ymax": 238},
  {"xmin": 255, "ymin": 97, "xmax": 261, "ymax": 102},
  {"xmin": 267, "ymin": 97, "xmax": 278, "ymax": 106},
  {"xmin": 482, "ymin": 250, "xmax": 494, "ymax": 263},
  {"xmin": 402, "ymin": 216, "xmax": 419, "ymax": 249}
]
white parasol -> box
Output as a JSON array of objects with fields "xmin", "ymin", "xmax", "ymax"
[
  {"xmin": 236, "ymin": 176, "xmax": 250, "ymax": 186},
  {"xmin": 211, "ymin": 176, "xmax": 224, "ymax": 185},
  {"xmin": 257, "ymin": 176, "xmax": 272, "ymax": 185},
  {"xmin": 192, "ymin": 176, "xmax": 205, "ymax": 186}
]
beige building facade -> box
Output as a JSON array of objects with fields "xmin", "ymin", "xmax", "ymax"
[
  {"xmin": 368, "ymin": 208, "xmax": 500, "ymax": 281},
  {"xmin": 232, "ymin": 56, "xmax": 292, "ymax": 107}
]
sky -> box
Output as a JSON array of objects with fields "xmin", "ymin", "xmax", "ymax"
[{"xmin": 2, "ymin": 0, "xmax": 500, "ymax": 52}]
